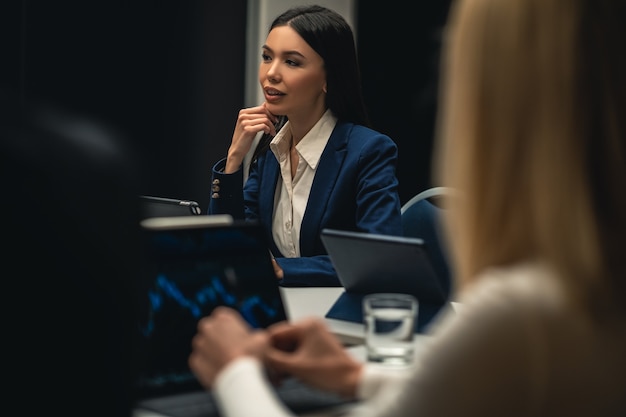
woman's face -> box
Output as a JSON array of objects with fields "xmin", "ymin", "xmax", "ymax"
[{"xmin": 259, "ymin": 25, "xmax": 327, "ymax": 122}]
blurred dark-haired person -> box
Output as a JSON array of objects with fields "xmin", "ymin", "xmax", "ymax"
[{"xmin": 1, "ymin": 97, "xmax": 141, "ymax": 417}]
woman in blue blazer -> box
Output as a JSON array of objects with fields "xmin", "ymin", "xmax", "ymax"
[{"xmin": 208, "ymin": 5, "xmax": 402, "ymax": 287}]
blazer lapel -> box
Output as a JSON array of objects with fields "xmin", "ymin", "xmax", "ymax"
[
  {"xmin": 258, "ymin": 153, "xmax": 280, "ymax": 237},
  {"xmin": 300, "ymin": 122, "xmax": 351, "ymax": 254}
]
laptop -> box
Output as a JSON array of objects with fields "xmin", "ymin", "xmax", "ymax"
[
  {"xmin": 139, "ymin": 195, "xmax": 202, "ymax": 219},
  {"xmin": 133, "ymin": 216, "xmax": 355, "ymax": 417},
  {"xmin": 320, "ymin": 228, "xmax": 450, "ymax": 333}
]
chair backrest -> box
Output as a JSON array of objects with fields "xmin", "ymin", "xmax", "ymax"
[
  {"xmin": 401, "ymin": 187, "xmax": 454, "ymax": 300},
  {"xmin": 401, "ymin": 186, "xmax": 453, "ymax": 214}
]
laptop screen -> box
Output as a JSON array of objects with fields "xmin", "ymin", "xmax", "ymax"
[{"xmin": 133, "ymin": 218, "xmax": 288, "ymax": 400}]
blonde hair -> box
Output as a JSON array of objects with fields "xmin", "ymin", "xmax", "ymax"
[{"xmin": 435, "ymin": 0, "xmax": 626, "ymax": 312}]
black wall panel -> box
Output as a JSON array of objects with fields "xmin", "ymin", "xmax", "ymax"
[
  {"xmin": 356, "ymin": 0, "xmax": 452, "ymax": 204},
  {"xmin": 4, "ymin": 1, "xmax": 247, "ymax": 212}
]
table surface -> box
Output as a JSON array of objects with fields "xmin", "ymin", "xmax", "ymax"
[{"xmin": 279, "ymin": 286, "xmax": 367, "ymax": 345}]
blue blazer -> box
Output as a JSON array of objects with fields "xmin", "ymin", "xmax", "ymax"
[{"xmin": 209, "ymin": 121, "xmax": 402, "ymax": 287}]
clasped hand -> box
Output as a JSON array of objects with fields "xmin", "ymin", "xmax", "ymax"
[{"xmin": 188, "ymin": 306, "xmax": 363, "ymax": 399}]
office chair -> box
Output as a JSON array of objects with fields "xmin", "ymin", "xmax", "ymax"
[
  {"xmin": 401, "ymin": 187, "xmax": 454, "ymax": 300},
  {"xmin": 401, "ymin": 186, "xmax": 452, "ymax": 214}
]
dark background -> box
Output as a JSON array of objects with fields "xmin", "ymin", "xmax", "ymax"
[{"xmin": 1, "ymin": 0, "xmax": 451, "ymax": 210}]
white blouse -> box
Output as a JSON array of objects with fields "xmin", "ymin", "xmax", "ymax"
[{"xmin": 269, "ymin": 110, "xmax": 336, "ymax": 258}]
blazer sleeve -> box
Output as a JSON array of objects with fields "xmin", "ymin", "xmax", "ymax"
[
  {"xmin": 351, "ymin": 127, "xmax": 402, "ymax": 235},
  {"xmin": 275, "ymin": 255, "xmax": 340, "ymax": 287},
  {"xmin": 207, "ymin": 158, "xmax": 246, "ymax": 220}
]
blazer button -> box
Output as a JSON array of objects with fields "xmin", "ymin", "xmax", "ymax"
[
  {"xmin": 211, "ymin": 184, "xmax": 220, "ymax": 192},
  {"xmin": 212, "ymin": 192, "xmax": 220, "ymax": 199},
  {"xmin": 212, "ymin": 179, "xmax": 220, "ymax": 185}
]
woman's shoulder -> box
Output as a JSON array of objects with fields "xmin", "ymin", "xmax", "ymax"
[
  {"xmin": 460, "ymin": 262, "xmax": 564, "ymax": 311},
  {"xmin": 426, "ymin": 262, "xmax": 569, "ymax": 355}
]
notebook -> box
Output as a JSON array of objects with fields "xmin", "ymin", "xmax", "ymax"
[
  {"xmin": 320, "ymin": 228, "xmax": 449, "ymax": 333},
  {"xmin": 133, "ymin": 216, "xmax": 355, "ymax": 417},
  {"xmin": 139, "ymin": 195, "xmax": 202, "ymax": 219}
]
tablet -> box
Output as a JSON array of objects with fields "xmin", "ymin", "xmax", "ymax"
[
  {"xmin": 320, "ymin": 228, "xmax": 446, "ymax": 303},
  {"xmin": 320, "ymin": 228, "xmax": 449, "ymax": 332}
]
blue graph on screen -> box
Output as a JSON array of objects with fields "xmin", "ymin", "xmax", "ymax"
[{"xmin": 140, "ymin": 272, "xmax": 281, "ymax": 338}]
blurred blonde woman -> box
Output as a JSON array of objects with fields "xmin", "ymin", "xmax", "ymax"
[{"xmin": 188, "ymin": 0, "xmax": 626, "ymax": 415}]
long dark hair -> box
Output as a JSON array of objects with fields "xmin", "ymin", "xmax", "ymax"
[{"xmin": 251, "ymin": 4, "xmax": 370, "ymax": 164}]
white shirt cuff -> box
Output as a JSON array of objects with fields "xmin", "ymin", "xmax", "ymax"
[
  {"xmin": 213, "ymin": 357, "xmax": 294, "ymax": 417},
  {"xmin": 357, "ymin": 363, "xmax": 413, "ymax": 399}
]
